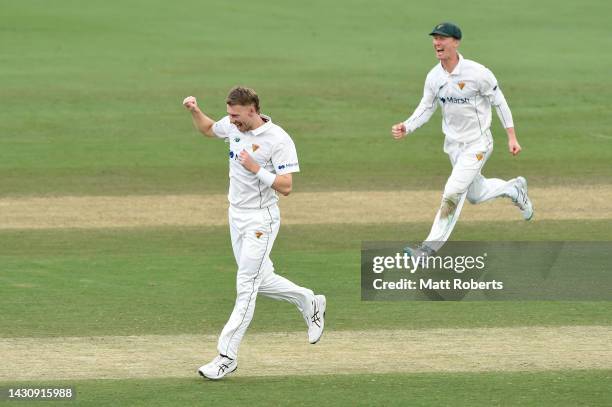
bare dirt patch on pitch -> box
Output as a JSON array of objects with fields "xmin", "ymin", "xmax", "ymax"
[
  {"xmin": 1, "ymin": 186, "xmax": 611, "ymax": 229},
  {"xmin": 1, "ymin": 326, "xmax": 611, "ymax": 381}
]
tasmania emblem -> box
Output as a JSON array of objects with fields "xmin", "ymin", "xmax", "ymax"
[
  {"xmin": 458, "ymin": 82, "xmax": 465, "ymax": 90},
  {"xmin": 252, "ymin": 144, "xmax": 260, "ymax": 152},
  {"xmin": 255, "ymin": 231, "xmax": 263, "ymax": 239},
  {"xmin": 476, "ymin": 152, "xmax": 484, "ymax": 161}
]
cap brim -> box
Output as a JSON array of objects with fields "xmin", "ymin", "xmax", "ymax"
[{"xmin": 429, "ymin": 30, "xmax": 453, "ymax": 37}]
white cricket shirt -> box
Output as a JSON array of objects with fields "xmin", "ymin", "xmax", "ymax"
[
  {"xmin": 404, "ymin": 54, "xmax": 514, "ymax": 150},
  {"xmin": 212, "ymin": 115, "xmax": 300, "ymax": 209}
]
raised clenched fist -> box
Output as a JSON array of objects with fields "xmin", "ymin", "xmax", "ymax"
[{"xmin": 182, "ymin": 96, "xmax": 198, "ymax": 112}]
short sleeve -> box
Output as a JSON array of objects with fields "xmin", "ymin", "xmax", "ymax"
[
  {"xmin": 212, "ymin": 116, "xmax": 231, "ymax": 139},
  {"xmin": 272, "ymin": 134, "xmax": 300, "ymax": 175}
]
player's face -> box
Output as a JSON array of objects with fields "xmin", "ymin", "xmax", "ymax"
[
  {"xmin": 432, "ymin": 35, "xmax": 459, "ymax": 61},
  {"xmin": 227, "ymin": 104, "xmax": 257, "ymax": 132}
]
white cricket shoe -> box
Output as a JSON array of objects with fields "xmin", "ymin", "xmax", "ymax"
[
  {"xmin": 198, "ymin": 355, "xmax": 237, "ymax": 380},
  {"xmin": 512, "ymin": 176, "xmax": 534, "ymax": 221},
  {"xmin": 306, "ymin": 294, "xmax": 326, "ymax": 344}
]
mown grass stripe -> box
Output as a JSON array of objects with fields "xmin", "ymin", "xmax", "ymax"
[{"xmin": 2, "ymin": 326, "xmax": 610, "ymax": 381}]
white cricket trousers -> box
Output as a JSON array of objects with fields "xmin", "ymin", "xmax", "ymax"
[
  {"xmin": 217, "ymin": 203, "xmax": 315, "ymax": 360},
  {"xmin": 425, "ymin": 135, "xmax": 518, "ymax": 252}
]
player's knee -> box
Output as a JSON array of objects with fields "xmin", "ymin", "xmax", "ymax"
[
  {"xmin": 442, "ymin": 192, "xmax": 460, "ymax": 205},
  {"xmin": 443, "ymin": 181, "xmax": 465, "ymax": 198},
  {"xmin": 439, "ymin": 194, "xmax": 459, "ymax": 218}
]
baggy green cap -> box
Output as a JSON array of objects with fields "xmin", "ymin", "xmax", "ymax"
[{"xmin": 429, "ymin": 22, "xmax": 462, "ymax": 40}]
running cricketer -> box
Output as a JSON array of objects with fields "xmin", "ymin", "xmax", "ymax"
[
  {"xmin": 183, "ymin": 86, "xmax": 326, "ymax": 380},
  {"xmin": 391, "ymin": 22, "xmax": 534, "ymax": 255}
]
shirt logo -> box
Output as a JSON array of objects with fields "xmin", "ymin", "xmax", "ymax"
[
  {"xmin": 458, "ymin": 82, "xmax": 465, "ymax": 90},
  {"xmin": 234, "ymin": 137, "xmax": 240, "ymax": 142},
  {"xmin": 476, "ymin": 152, "xmax": 484, "ymax": 161},
  {"xmin": 229, "ymin": 150, "xmax": 240, "ymax": 161},
  {"xmin": 252, "ymin": 144, "xmax": 260, "ymax": 152},
  {"xmin": 255, "ymin": 231, "xmax": 263, "ymax": 239},
  {"xmin": 440, "ymin": 96, "xmax": 470, "ymax": 104},
  {"xmin": 277, "ymin": 163, "xmax": 298, "ymax": 170}
]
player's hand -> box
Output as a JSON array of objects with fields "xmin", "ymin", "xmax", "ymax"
[
  {"xmin": 508, "ymin": 139, "xmax": 522, "ymax": 156},
  {"xmin": 391, "ymin": 123, "xmax": 407, "ymax": 139},
  {"xmin": 239, "ymin": 150, "xmax": 260, "ymax": 173},
  {"xmin": 182, "ymin": 96, "xmax": 198, "ymax": 112}
]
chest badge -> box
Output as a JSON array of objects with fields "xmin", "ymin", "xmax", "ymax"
[
  {"xmin": 458, "ymin": 82, "xmax": 465, "ymax": 90},
  {"xmin": 476, "ymin": 152, "xmax": 484, "ymax": 161},
  {"xmin": 252, "ymin": 144, "xmax": 260, "ymax": 152},
  {"xmin": 234, "ymin": 137, "xmax": 240, "ymax": 142}
]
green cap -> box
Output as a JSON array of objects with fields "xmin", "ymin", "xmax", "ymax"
[{"xmin": 429, "ymin": 22, "xmax": 462, "ymax": 40}]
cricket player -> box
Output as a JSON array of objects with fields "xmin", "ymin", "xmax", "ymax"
[
  {"xmin": 391, "ymin": 22, "xmax": 534, "ymax": 255},
  {"xmin": 183, "ymin": 86, "xmax": 326, "ymax": 380}
]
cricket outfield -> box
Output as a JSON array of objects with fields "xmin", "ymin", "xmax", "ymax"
[{"xmin": 1, "ymin": 0, "xmax": 611, "ymax": 405}]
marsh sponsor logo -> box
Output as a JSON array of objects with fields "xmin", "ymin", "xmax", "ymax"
[
  {"xmin": 440, "ymin": 96, "xmax": 470, "ymax": 104},
  {"xmin": 277, "ymin": 162, "xmax": 298, "ymax": 170}
]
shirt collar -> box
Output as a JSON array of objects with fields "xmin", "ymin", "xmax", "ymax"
[
  {"xmin": 250, "ymin": 114, "xmax": 272, "ymax": 136},
  {"xmin": 441, "ymin": 52, "xmax": 464, "ymax": 76},
  {"xmin": 453, "ymin": 53, "xmax": 464, "ymax": 75}
]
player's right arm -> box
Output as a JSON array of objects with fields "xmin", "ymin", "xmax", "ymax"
[
  {"xmin": 182, "ymin": 96, "xmax": 217, "ymax": 138},
  {"xmin": 391, "ymin": 75, "xmax": 438, "ymax": 139}
]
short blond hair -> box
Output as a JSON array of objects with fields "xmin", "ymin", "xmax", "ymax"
[{"xmin": 226, "ymin": 86, "xmax": 260, "ymax": 113}]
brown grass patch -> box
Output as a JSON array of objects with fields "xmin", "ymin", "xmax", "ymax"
[
  {"xmin": 1, "ymin": 326, "xmax": 610, "ymax": 381},
  {"xmin": 0, "ymin": 186, "xmax": 611, "ymax": 230}
]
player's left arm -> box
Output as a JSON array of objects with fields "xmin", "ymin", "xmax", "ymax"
[
  {"xmin": 271, "ymin": 173, "xmax": 293, "ymax": 196},
  {"xmin": 238, "ymin": 148, "xmax": 295, "ymax": 196},
  {"xmin": 237, "ymin": 150, "xmax": 293, "ymax": 195},
  {"xmin": 481, "ymin": 68, "xmax": 521, "ymax": 156},
  {"xmin": 269, "ymin": 135, "xmax": 300, "ymax": 196}
]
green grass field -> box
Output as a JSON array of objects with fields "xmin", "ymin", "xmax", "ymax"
[
  {"xmin": 6, "ymin": 371, "xmax": 612, "ymax": 407},
  {"xmin": 2, "ymin": 0, "xmax": 611, "ymax": 196},
  {"xmin": 1, "ymin": 0, "xmax": 611, "ymax": 405}
]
